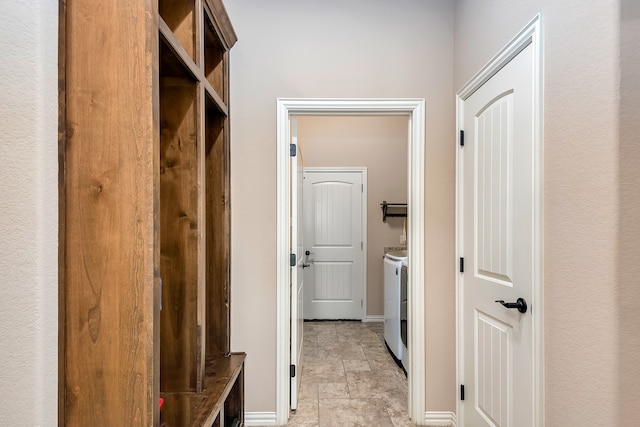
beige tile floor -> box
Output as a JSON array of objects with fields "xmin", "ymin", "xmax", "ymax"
[{"xmin": 281, "ymin": 321, "xmax": 416, "ymax": 427}]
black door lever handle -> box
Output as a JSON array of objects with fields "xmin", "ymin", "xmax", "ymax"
[{"xmin": 495, "ymin": 298, "xmax": 528, "ymax": 313}]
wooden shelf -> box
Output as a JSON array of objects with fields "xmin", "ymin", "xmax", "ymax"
[
  {"xmin": 204, "ymin": 14, "xmax": 226, "ymax": 102},
  {"xmin": 161, "ymin": 353, "xmax": 246, "ymax": 427},
  {"xmin": 159, "ymin": 0, "xmax": 196, "ymax": 62},
  {"xmin": 203, "ymin": 0, "xmax": 238, "ymax": 50},
  {"xmin": 159, "ymin": 16, "xmax": 228, "ymax": 115},
  {"xmin": 61, "ymin": 0, "xmax": 240, "ymax": 425},
  {"xmin": 159, "ymin": 19, "xmax": 200, "ymax": 80}
]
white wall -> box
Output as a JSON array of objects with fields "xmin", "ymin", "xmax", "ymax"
[
  {"xmin": 225, "ymin": 0, "xmax": 455, "ymax": 415},
  {"xmin": 455, "ymin": 0, "xmax": 632, "ymax": 424},
  {"xmin": 0, "ymin": 1, "xmax": 58, "ymax": 425}
]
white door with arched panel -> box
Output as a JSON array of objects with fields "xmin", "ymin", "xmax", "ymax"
[
  {"xmin": 458, "ymin": 20, "xmax": 543, "ymax": 427},
  {"xmin": 303, "ymin": 169, "xmax": 365, "ymax": 320}
]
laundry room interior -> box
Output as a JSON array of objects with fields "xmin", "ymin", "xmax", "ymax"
[{"xmin": 296, "ymin": 114, "xmax": 409, "ymax": 323}]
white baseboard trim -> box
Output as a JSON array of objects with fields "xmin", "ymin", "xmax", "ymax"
[
  {"xmin": 424, "ymin": 411, "xmax": 457, "ymax": 427},
  {"xmin": 363, "ymin": 314, "xmax": 384, "ymax": 322},
  {"xmin": 245, "ymin": 411, "xmax": 278, "ymax": 426}
]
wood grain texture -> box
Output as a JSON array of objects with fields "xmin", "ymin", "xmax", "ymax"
[
  {"xmin": 58, "ymin": 0, "xmax": 67, "ymax": 425},
  {"xmin": 159, "ymin": 20, "xmax": 228, "ymax": 114},
  {"xmin": 222, "ymin": 47, "xmax": 232, "ymax": 353},
  {"xmin": 63, "ymin": 0, "xmax": 238, "ymax": 424},
  {"xmin": 64, "ymin": 0, "xmax": 159, "ymax": 425},
  {"xmin": 160, "ymin": 76, "xmax": 200, "ymax": 393},
  {"xmin": 161, "ymin": 392, "xmax": 207, "ymax": 426},
  {"xmin": 203, "ymin": 0, "xmax": 238, "ymax": 49},
  {"xmin": 160, "ymin": 353, "xmax": 245, "ymax": 426},
  {"xmin": 223, "ymin": 363, "xmax": 244, "ymax": 425},
  {"xmin": 205, "ymin": 105, "xmax": 228, "ymax": 357},
  {"xmin": 204, "ymin": 18, "xmax": 225, "ymax": 102},
  {"xmin": 195, "ymin": 354, "xmax": 245, "ymax": 426},
  {"xmin": 159, "ymin": 0, "xmax": 196, "ymax": 61}
]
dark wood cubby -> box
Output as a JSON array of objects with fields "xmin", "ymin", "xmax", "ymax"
[
  {"xmin": 205, "ymin": 94, "xmax": 229, "ymax": 358},
  {"xmin": 61, "ymin": 0, "xmax": 242, "ymax": 425},
  {"xmin": 159, "ymin": 0, "xmax": 196, "ymax": 62},
  {"xmin": 159, "ymin": 74, "xmax": 201, "ymax": 393},
  {"xmin": 204, "ymin": 16, "xmax": 226, "ymax": 102}
]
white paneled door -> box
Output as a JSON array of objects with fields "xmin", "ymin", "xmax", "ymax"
[
  {"xmin": 460, "ymin": 40, "xmax": 538, "ymax": 426},
  {"xmin": 303, "ymin": 169, "xmax": 364, "ymax": 320},
  {"xmin": 290, "ymin": 119, "xmax": 304, "ymax": 410}
]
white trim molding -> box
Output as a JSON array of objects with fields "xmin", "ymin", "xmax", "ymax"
[
  {"xmin": 424, "ymin": 411, "xmax": 457, "ymax": 427},
  {"xmin": 245, "ymin": 412, "xmax": 277, "ymax": 426},
  {"xmin": 363, "ymin": 314, "xmax": 384, "ymax": 323},
  {"xmin": 455, "ymin": 14, "xmax": 544, "ymax": 427},
  {"xmin": 276, "ymin": 98, "xmax": 426, "ymax": 425}
]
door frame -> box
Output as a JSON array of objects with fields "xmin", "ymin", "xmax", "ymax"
[
  {"xmin": 455, "ymin": 15, "xmax": 544, "ymax": 426},
  {"xmin": 303, "ymin": 167, "xmax": 368, "ymax": 321},
  {"xmin": 276, "ymin": 98, "xmax": 426, "ymax": 425}
]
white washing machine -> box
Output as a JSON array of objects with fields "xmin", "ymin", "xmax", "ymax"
[
  {"xmin": 400, "ymin": 259, "xmax": 408, "ymax": 371},
  {"xmin": 384, "ymin": 250, "xmax": 407, "ymax": 362}
]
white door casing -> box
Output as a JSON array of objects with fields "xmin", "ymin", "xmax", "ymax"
[
  {"xmin": 303, "ymin": 169, "xmax": 365, "ymax": 320},
  {"xmin": 276, "ymin": 99, "xmax": 426, "ymax": 425},
  {"xmin": 290, "ymin": 118, "xmax": 304, "ymax": 410},
  {"xmin": 456, "ymin": 15, "xmax": 543, "ymax": 427}
]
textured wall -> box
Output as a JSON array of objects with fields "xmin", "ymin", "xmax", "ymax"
[
  {"xmin": 619, "ymin": 0, "xmax": 640, "ymax": 423},
  {"xmin": 298, "ymin": 116, "xmax": 408, "ymax": 317},
  {"xmin": 0, "ymin": 1, "xmax": 58, "ymax": 425},
  {"xmin": 455, "ymin": 0, "xmax": 624, "ymax": 424},
  {"xmin": 225, "ymin": 0, "xmax": 455, "ymax": 415}
]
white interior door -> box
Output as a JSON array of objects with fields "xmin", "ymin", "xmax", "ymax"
[
  {"xmin": 460, "ymin": 41, "xmax": 537, "ymax": 426},
  {"xmin": 290, "ymin": 118, "xmax": 304, "ymax": 410},
  {"xmin": 303, "ymin": 169, "xmax": 364, "ymax": 320}
]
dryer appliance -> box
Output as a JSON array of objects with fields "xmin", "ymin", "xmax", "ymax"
[{"xmin": 384, "ymin": 250, "xmax": 407, "ymax": 361}]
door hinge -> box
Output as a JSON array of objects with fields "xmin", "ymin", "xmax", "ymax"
[
  {"xmin": 361, "ymin": 241, "xmax": 363, "ymax": 250},
  {"xmin": 361, "ymin": 184, "xmax": 363, "ymax": 193},
  {"xmin": 459, "ymin": 130, "xmax": 465, "ymax": 147},
  {"xmin": 459, "ymin": 257, "xmax": 464, "ymax": 273},
  {"xmin": 361, "ymin": 299, "xmax": 363, "ymax": 308},
  {"xmin": 290, "ymin": 364, "xmax": 296, "ymax": 378},
  {"xmin": 290, "ymin": 253, "xmax": 296, "ymax": 267},
  {"xmin": 460, "ymin": 384, "xmax": 465, "ymax": 401},
  {"xmin": 290, "ymin": 143, "xmax": 297, "ymax": 157}
]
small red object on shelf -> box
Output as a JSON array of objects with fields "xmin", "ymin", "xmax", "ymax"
[{"xmin": 159, "ymin": 397, "xmax": 164, "ymax": 411}]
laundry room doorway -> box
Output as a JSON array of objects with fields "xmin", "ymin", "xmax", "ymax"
[
  {"xmin": 299, "ymin": 114, "xmax": 411, "ymax": 325},
  {"xmin": 275, "ymin": 98, "xmax": 427, "ymax": 425}
]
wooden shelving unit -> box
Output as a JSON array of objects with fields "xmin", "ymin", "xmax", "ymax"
[{"xmin": 61, "ymin": 0, "xmax": 242, "ymax": 425}]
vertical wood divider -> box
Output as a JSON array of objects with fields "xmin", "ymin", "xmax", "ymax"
[
  {"xmin": 223, "ymin": 49, "xmax": 232, "ymax": 355},
  {"xmin": 57, "ymin": 1, "xmax": 67, "ymax": 424}
]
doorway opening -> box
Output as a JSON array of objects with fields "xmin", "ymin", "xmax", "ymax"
[{"xmin": 276, "ymin": 98, "xmax": 426, "ymax": 425}]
